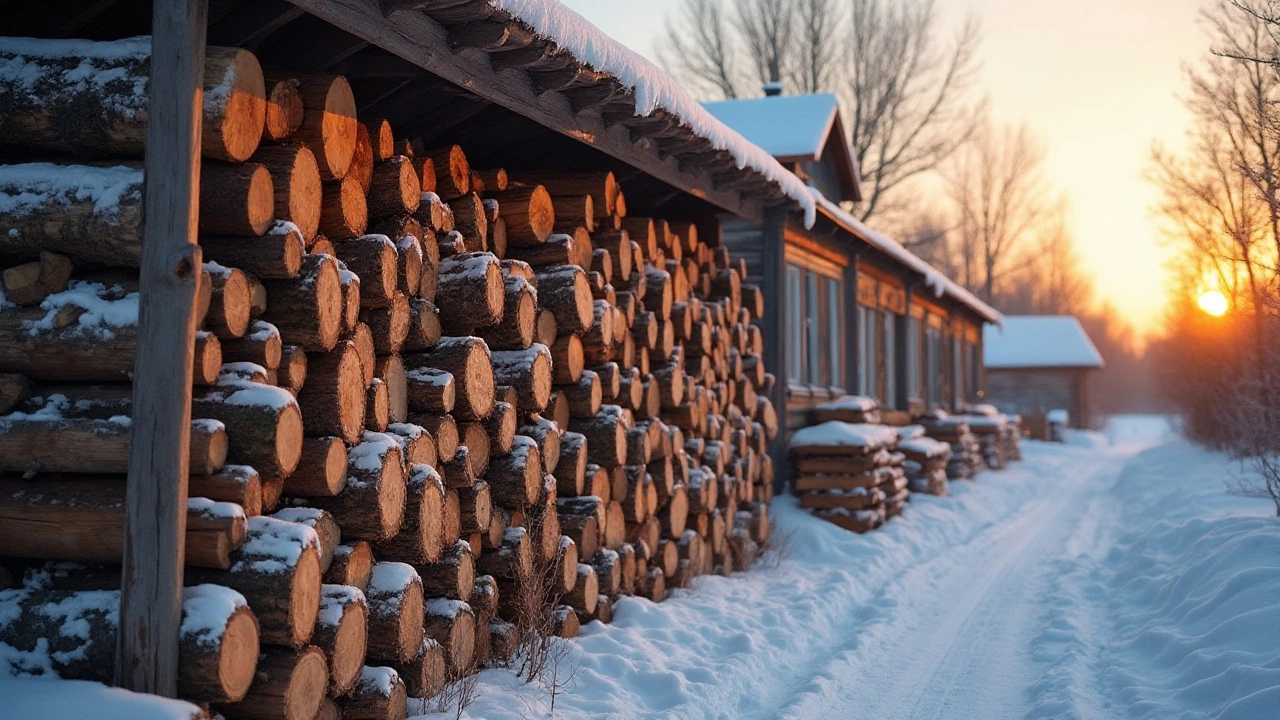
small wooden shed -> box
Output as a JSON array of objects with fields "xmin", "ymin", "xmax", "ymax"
[
  {"xmin": 983, "ymin": 315, "xmax": 1105, "ymax": 433},
  {"xmin": 705, "ymin": 92, "xmax": 1002, "ymax": 459}
]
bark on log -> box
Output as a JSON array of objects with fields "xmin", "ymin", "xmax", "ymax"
[
  {"xmin": 422, "ymin": 146, "xmax": 471, "ymax": 200},
  {"xmin": 200, "ymin": 161, "xmax": 274, "ymax": 238},
  {"xmin": 436, "ymin": 252, "xmax": 504, "ymax": 333},
  {"xmin": 476, "ymin": 274, "xmax": 536, "ymax": 350},
  {"xmin": 191, "ymin": 381, "xmax": 304, "ymax": 477},
  {"xmin": 375, "ymin": 463, "xmax": 447, "ymax": 566},
  {"xmin": 263, "ymin": 77, "xmax": 304, "ymax": 142},
  {"xmin": 320, "ymin": 176, "xmax": 369, "ymax": 239},
  {"xmin": 535, "ymin": 265, "xmax": 593, "ymax": 335},
  {"xmin": 325, "ymin": 541, "xmax": 374, "ymax": 591},
  {"xmin": 489, "ymin": 186, "xmax": 554, "ymax": 246},
  {"xmin": 569, "ymin": 406, "xmax": 628, "ymax": 468},
  {"xmin": 260, "ymin": 253, "xmax": 344, "ymax": 351},
  {"xmin": 273, "ymin": 72, "xmax": 358, "ymax": 181},
  {"xmin": 0, "ymin": 586, "xmax": 261, "ymax": 704},
  {"xmin": 365, "ymin": 562, "xmax": 425, "ymax": 664},
  {"xmin": 489, "ymin": 344, "xmax": 552, "ymax": 414},
  {"xmin": 368, "ymin": 156, "xmax": 421, "ymax": 220},
  {"xmin": 214, "ymin": 646, "xmax": 328, "ymax": 720},
  {"xmin": 515, "ymin": 172, "xmax": 616, "ymax": 218},
  {"xmin": 311, "ymin": 584, "xmax": 369, "ymax": 696},
  {"xmin": 285, "ymin": 437, "xmax": 348, "ymax": 498},
  {"xmin": 405, "ymin": 337, "xmax": 494, "ymax": 421},
  {"xmin": 484, "ymin": 436, "xmax": 543, "ymax": 508},
  {"xmin": 417, "ymin": 538, "xmax": 475, "ymax": 601},
  {"xmin": 308, "ymin": 433, "xmax": 406, "ymax": 542},
  {"xmin": 188, "ymin": 515, "xmax": 323, "ymax": 647},
  {"xmin": 335, "ymin": 666, "xmax": 407, "ymax": 720},
  {"xmin": 295, "ymin": 340, "xmax": 367, "ymax": 444},
  {"xmin": 423, "ymin": 599, "xmax": 475, "ymax": 675},
  {"xmin": 0, "ymin": 42, "xmax": 265, "ymax": 162}
]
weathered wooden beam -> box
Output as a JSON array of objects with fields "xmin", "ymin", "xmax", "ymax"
[
  {"xmin": 448, "ymin": 21, "xmax": 511, "ymax": 52},
  {"xmin": 285, "ymin": 0, "xmax": 763, "ymax": 223},
  {"xmin": 118, "ymin": 0, "xmax": 207, "ymax": 696}
]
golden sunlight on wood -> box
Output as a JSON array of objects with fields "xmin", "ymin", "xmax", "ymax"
[{"xmin": 1198, "ymin": 289, "xmax": 1229, "ymax": 317}]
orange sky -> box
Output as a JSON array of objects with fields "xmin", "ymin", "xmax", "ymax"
[{"xmin": 561, "ymin": 0, "xmax": 1211, "ymax": 336}]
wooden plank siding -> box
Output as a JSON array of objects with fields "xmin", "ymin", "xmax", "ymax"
[{"xmin": 985, "ymin": 367, "xmax": 1096, "ymax": 431}]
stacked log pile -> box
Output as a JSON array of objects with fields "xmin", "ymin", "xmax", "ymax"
[
  {"xmin": 1002, "ymin": 415, "xmax": 1023, "ymax": 462},
  {"xmin": 0, "ymin": 37, "xmax": 779, "ymax": 716},
  {"xmin": 917, "ymin": 410, "xmax": 983, "ymax": 480},
  {"xmin": 895, "ymin": 426, "xmax": 950, "ymax": 497},
  {"xmin": 809, "ymin": 395, "xmax": 881, "ymax": 425},
  {"xmin": 962, "ymin": 406, "xmax": 1012, "ymax": 470},
  {"xmin": 788, "ymin": 421, "xmax": 901, "ymax": 533}
]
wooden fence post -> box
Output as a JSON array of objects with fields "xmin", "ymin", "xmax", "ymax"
[{"xmin": 117, "ymin": 0, "xmax": 209, "ymax": 696}]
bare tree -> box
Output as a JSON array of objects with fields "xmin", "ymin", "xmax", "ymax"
[
  {"xmin": 660, "ymin": 0, "xmax": 744, "ymax": 99},
  {"xmin": 661, "ymin": 0, "xmax": 981, "ymax": 223},
  {"xmin": 944, "ymin": 121, "xmax": 1052, "ymax": 301},
  {"xmin": 845, "ymin": 0, "xmax": 983, "ymax": 221},
  {"xmin": 735, "ymin": 0, "xmax": 795, "ymax": 86},
  {"xmin": 790, "ymin": 0, "xmax": 843, "ymax": 93}
]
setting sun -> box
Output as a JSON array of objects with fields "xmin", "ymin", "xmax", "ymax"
[{"xmin": 1198, "ymin": 289, "xmax": 1229, "ymax": 317}]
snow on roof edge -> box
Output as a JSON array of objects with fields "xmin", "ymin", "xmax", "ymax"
[
  {"xmin": 489, "ymin": 0, "xmax": 817, "ymax": 227},
  {"xmin": 810, "ymin": 191, "xmax": 1002, "ymax": 324}
]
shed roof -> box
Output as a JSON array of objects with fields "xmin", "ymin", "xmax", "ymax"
[
  {"xmin": 702, "ymin": 94, "xmax": 839, "ymax": 162},
  {"xmin": 983, "ymin": 316, "xmax": 1104, "ymax": 369},
  {"xmin": 702, "ymin": 93, "xmax": 862, "ymax": 202}
]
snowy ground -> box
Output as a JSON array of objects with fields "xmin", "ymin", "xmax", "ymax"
[{"xmin": 420, "ymin": 416, "xmax": 1280, "ymax": 719}]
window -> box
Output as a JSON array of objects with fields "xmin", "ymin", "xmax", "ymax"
[
  {"xmin": 952, "ymin": 336, "xmax": 964, "ymax": 407},
  {"xmin": 968, "ymin": 341, "xmax": 980, "ymax": 398},
  {"xmin": 926, "ymin": 323, "xmax": 942, "ymax": 405},
  {"xmin": 786, "ymin": 266, "xmax": 802, "ymax": 384},
  {"xmin": 907, "ymin": 316, "xmax": 921, "ymax": 399},
  {"xmin": 805, "ymin": 272, "xmax": 821, "ymax": 383},
  {"xmin": 785, "ymin": 262, "xmax": 843, "ymax": 387},
  {"xmin": 827, "ymin": 278, "xmax": 842, "ymax": 388},
  {"xmin": 859, "ymin": 305, "xmax": 878, "ymax": 397},
  {"xmin": 883, "ymin": 310, "xmax": 897, "ymax": 408}
]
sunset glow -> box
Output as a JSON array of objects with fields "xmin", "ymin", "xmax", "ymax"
[{"xmin": 1198, "ymin": 289, "xmax": 1229, "ymax": 317}]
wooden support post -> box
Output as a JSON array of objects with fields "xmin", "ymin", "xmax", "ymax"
[
  {"xmin": 117, "ymin": 0, "xmax": 209, "ymax": 697},
  {"xmin": 759, "ymin": 206, "xmax": 787, "ymax": 494},
  {"xmin": 896, "ymin": 279, "xmax": 913, "ymax": 411},
  {"xmin": 843, "ymin": 254, "xmax": 860, "ymax": 399}
]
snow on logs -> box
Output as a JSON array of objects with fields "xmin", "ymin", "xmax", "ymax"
[
  {"xmin": 0, "ymin": 36, "xmax": 780, "ymax": 714},
  {"xmin": 0, "ymin": 584, "xmax": 260, "ymax": 703}
]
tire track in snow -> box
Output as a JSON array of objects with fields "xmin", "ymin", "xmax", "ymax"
[{"xmin": 765, "ymin": 449, "xmax": 1132, "ymax": 720}]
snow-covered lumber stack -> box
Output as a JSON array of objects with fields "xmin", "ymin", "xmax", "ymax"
[
  {"xmin": 962, "ymin": 405, "xmax": 1012, "ymax": 470},
  {"xmin": 917, "ymin": 410, "xmax": 983, "ymax": 480},
  {"xmin": 809, "ymin": 394, "xmax": 881, "ymax": 424},
  {"xmin": 788, "ymin": 421, "xmax": 902, "ymax": 533},
  {"xmin": 0, "ymin": 34, "xmax": 780, "ymax": 713},
  {"xmin": 1002, "ymin": 415, "xmax": 1023, "ymax": 462},
  {"xmin": 896, "ymin": 425, "xmax": 950, "ymax": 497}
]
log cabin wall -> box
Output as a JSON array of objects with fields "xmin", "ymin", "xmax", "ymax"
[{"xmin": 0, "ymin": 0, "xmax": 788, "ymax": 714}]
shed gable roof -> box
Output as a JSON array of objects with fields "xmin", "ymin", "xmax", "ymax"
[
  {"xmin": 702, "ymin": 93, "xmax": 861, "ymax": 202},
  {"xmin": 983, "ymin": 316, "xmax": 1105, "ymax": 369}
]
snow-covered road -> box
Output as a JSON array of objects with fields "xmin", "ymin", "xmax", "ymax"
[{"xmin": 422, "ymin": 418, "xmax": 1280, "ymax": 719}]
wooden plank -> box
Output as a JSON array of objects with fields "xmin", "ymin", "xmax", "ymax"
[
  {"xmin": 282, "ymin": 0, "xmax": 764, "ymax": 224},
  {"xmin": 117, "ymin": 0, "xmax": 207, "ymax": 697}
]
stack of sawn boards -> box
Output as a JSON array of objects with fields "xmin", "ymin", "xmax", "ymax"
[{"xmin": 0, "ymin": 37, "xmax": 779, "ymax": 720}]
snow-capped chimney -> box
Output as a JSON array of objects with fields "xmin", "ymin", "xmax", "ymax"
[{"xmin": 763, "ymin": 81, "xmax": 783, "ymax": 97}]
